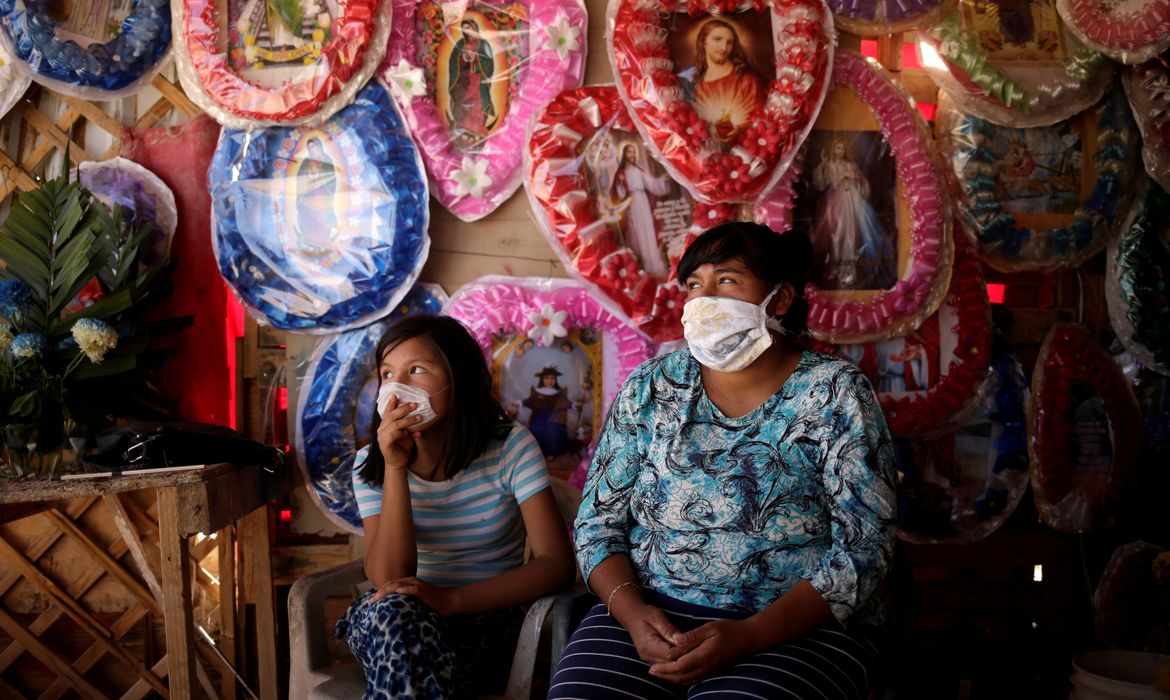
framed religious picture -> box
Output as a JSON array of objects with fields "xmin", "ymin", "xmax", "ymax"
[
  {"xmin": 938, "ymin": 89, "xmax": 1140, "ymax": 272},
  {"xmin": 917, "ymin": 0, "xmax": 1114, "ymax": 127},
  {"xmin": 173, "ymin": 0, "xmax": 392, "ymax": 127},
  {"xmin": 0, "ymin": 0, "xmax": 170, "ymax": 99},
  {"xmin": 788, "ymin": 51, "xmax": 952, "ymax": 344},
  {"xmin": 1030, "ymin": 324, "xmax": 1144, "ymax": 533},
  {"xmin": 209, "ymin": 80, "xmax": 431, "ymax": 333},
  {"xmin": 895, "ymin": 346, "xmax": 1030, "ymax": 545},
  {"xmin": 382, "ymin": 0, "xmax": 586, "ymax": 221},
  {"xmin": 606, "ymin": 0, "xmax": 833, "ymax": 203},
  {"xmin": 443, "ymin": 277, "xmax": 657, "ymax": 482},
  {"xmin": 527, "ymin": 85, "xmax": 697, "ymax": 343},
  {"xmin": 296, "ymin": 285, "xmax": 448, "ymax": 533}
]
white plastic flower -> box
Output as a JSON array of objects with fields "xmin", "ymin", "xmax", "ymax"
[
  {"xmin": 543, "ymin": 16, "xmax": 581, "ymax": 60},
  {"xmin": 384, "ymin": 59, "xmax": 426, "ymax": 102},
  {"xmin": 451, "ymin": 157, "xmax": 494, "ymax": 199},
  {"xmin": 526, "ymin": 303, "xmax": 569, "ymax": 347},
  {"xmin": 71, "ymin": 318, "xmax": 119, "ymax": 364}
]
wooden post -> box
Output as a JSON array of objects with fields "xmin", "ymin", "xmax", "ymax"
[
  {"xmin": 158, "ymin": 486, "xmax": 197, "ymax": 699},
  {"xmin": 218, "ymin": 524, "xmax": 239, "ymax": 700},
  {"xmin": 244, "ymin": 505, "xmax": 280, "ymax": 700}
]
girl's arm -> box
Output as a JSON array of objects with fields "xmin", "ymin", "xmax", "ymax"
[
  {"xmin": 362, "ymin": 396, "xmax": 426, "ymax": 587},
  {"xmin": 377, "ymin": 487, "xmax": 575, "ymax": 614}
]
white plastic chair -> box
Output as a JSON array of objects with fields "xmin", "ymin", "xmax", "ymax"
[
  {"xmin": 287, "ymin": 561, "xmax": 586, "ymax": 699},
  {"xmin": 287, "ymin": 479, "xmax": 588, "ymax": 699}
]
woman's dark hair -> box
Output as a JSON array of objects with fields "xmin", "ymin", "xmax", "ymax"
[
  {"xmin": 676, "ymin": 221, "xmax": 812, "ymax": 337},
  {"xmin": 358, "ymin": 315, "xmax": 510, "ymax": 487}
]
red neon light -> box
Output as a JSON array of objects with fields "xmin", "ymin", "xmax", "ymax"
[
  {"xmin": 987, "ymin": 283, "xmax": 1006, "ymax": 305},
  {"xmin": 280, "ymin": 509, "xmax": 292, "ymax": 523}
]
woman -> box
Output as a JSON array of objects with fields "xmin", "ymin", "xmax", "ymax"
[
  {"xmin": 549, "ymin": 222, "xmax": 897, "ymax": 699},
  {"xmin": 810, "ymin": 139, "xmax": 896, "ymax": 290},
  {"xmin": 610, "ymin": 143, "xmax": 672, "ymax": 278},
  {"xmin": 335, "ymin": 316, "xmax": 575, "ymax": 699}
]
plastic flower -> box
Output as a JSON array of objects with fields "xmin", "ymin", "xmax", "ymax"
[
  {"xmin": 9, "ymin": 333, "xmax": 47, "ymax": 360},
  {"xmin": 526, "ymin": 303, "xmax": 568, "ymax": 347},
  {"xmin": 71, "ymin": 318, "xmax": 119, "ymax": 364},
  {"xmin": 0, "ymin": 278, "xmax": 32, "ymax": 318},
  {"xmin": 543, "ymin": 16, "xmax": 581, "ymax": 60},
  {"xmin": 451, "ymin": 157, "xmax": 494, "ymax": 199},
  {"xmin": 384, "ymin": 59, "xmax": 426, "ymax": 102},
  {"xmin": 0, "ymin": 324, "xmax": 13, "ymax": 353}
]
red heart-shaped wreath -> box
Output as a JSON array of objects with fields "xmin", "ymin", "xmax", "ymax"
[{"xmin": 607, "ymin": 0, "xmax": 833, "ymax": 203}]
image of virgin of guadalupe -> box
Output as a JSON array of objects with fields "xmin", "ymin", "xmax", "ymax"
[
  {"xmin": 294, "ymin": 137, "xmax": 339, "ymax": 252},
  {"xmin": 675, "ymin": 19, "xmax": 766, "ymax": 144},
  {"xmin": 523, "ymin": 365, "xmax": 572, "ymax": 457},
  {"xmin": 446, "ymin": 18, "xmax": 498, "ymax": 146}
]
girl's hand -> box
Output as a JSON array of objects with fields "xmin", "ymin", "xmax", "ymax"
[
  {"xmin": 369, "ymin": 576, "xmax": 461, "ymax": 616},
  {"xmin": 648, "ymin": 619, "xmax": 756, "ymax": 685},
  {"xmin": 376, "ymin": 395, "xmax": 422, "ymax": 471}
]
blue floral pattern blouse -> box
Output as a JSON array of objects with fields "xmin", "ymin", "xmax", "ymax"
[{"xmin": 575, "ymin": 349, "xmax": 897, "ymax": 625}]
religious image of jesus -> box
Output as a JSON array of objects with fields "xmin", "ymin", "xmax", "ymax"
[{"xmin": 676, "ymin": 19, "xmax": 766, "ymax": 143}]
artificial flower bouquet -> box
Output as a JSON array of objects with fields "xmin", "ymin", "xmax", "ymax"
[{"xmin": 0, "ymin": 166, "xmax": 178, "ymax": 478}]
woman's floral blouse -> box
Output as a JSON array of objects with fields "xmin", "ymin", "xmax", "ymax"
[{"xmin": 575, "ymin": 349, "xmax": 897, "ymax": 625}]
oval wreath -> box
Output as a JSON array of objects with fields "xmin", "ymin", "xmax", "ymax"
[
  {"xmin": 1030, "ymin": 323, "xmax": 1145, "ymax": 534},
  {"xmin": 172, "ymin": 0, "xmax": 393, "ymax": 128},
  {"xmin": 938, "ymin": 88, "xmax": 1139, "ymax": 273},
  {"xmin": 606, "ymin": 0, "xmax": 833, "ymax": 203},
  {"xmin": 1057, "ymin": 0, "xmax": 1170, "ymax": 65},
  {"xmin": 795, "ymin": 50, "xmax": 953, "ymax": 344},
  {"xmin": 526, "ymin": 84, "xmax": 694, "ymax": 343},
  {"xmin": 834, "ymin": 227, "xmax": 991, "ymax": 437},
  {"xmin": 0, "ymin": 38, "xmax": 31, "ymax": 118},
  {"xmin": 442, "ymin": 276, "xmax": 658, "ymax": 486},
  {"xmin": 0, "ymin": 0, "xmax": 171, "ymax": 99},
  {"xmin": 895, "ymin": 343, "xmax": 1029, "ymax": 545},
  {"xmin": 917, "ymin": 6, "xmax": 1114, "ymax": 128},
  {"xmin": 295, "ymin": 284, "xmax": 448, "ymax": 533},
  {"xmin": 1122, "ymin": 60, "xmax": 1170, "ymax": 195},
  {"xmin": 78, "ymin": 157, "xmax": 177, "ymax": 271},
  {"xmin": 827, "ymin": 0, "xmax": 955, "ymax": 37},
  {"xmin": 381, "ymin": 0, "xmax": 587, "ymax": 222},
  {"xmin": 1107, "ymin": 184, "xmax": 1170, "ymax": 376},
  {"xmin": 209, "ymin": 79, "xmax": 430, "ymax": 333}
]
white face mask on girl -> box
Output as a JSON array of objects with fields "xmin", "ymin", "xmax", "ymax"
[
  {"xmin": 376, "ymin": 382, "xmax": 447, "ymax": 424},
  {"xmin": 681, "ymin": 287, "xmax": 784, "ymax": 372}
]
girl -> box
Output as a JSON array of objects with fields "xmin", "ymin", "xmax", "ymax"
[{"xmin": 335, "ymin": 315, "xmax": 575, "ymax": 699}]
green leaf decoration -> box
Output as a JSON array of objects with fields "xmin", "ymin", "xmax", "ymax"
[{"xmin": 268, "ymin": 0, "xmax": 303, "ymax": 36}]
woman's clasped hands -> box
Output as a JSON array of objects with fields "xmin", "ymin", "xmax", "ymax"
[{"xmin": 611, "ymin": 595, "xmax": 759, "ymax": 685}]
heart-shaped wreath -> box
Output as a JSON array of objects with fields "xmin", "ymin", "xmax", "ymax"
[{"xmin": 607, "ymin": 0, "xmax": 833, "ymax": 203}]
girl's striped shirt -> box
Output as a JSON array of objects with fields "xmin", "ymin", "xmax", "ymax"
[{"xmin": 351, "ymin": 424, "xmax": 550, "ymax": 586}]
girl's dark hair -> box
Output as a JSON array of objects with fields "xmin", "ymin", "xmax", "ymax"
[
  {"xmin": 676, "ymin": 221, "xmax": 812, "ymax": 337},
  {"xmin": 358, "ymin": 315, "xmax": 510, "ymax": 487}
]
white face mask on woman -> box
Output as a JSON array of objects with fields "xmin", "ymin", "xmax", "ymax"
[
  {"xmin": 681, "ymin": 287, "xmax": 783, "ymax": 372},
  {"xmin": 376, "ymin": 382, "xmax": 447, "ymax": 424}
]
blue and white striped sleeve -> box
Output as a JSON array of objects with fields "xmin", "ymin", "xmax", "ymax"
[
  {"xmin": 351, "ymin": 446, "xmax": 384, "ymax": 519},
  {"xmin": 501, "ymin": 425, "xmax": 550, "ymax": 504}
]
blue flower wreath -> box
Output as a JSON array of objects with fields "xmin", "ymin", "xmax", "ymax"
[
  {"xmin": 0, "ymin": 0, "xmax": 170, "ymax": 94},
  {"xmin": 955, "ymin": 89, "xmax": 1137, "ymax": 270},
  {"xmin": 295, "ymin": 284, "xmax": 447, "ymax": 533},
  {"xmin": 209, "ymin": 80, "xmax": 430, "ymax": 333}
]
